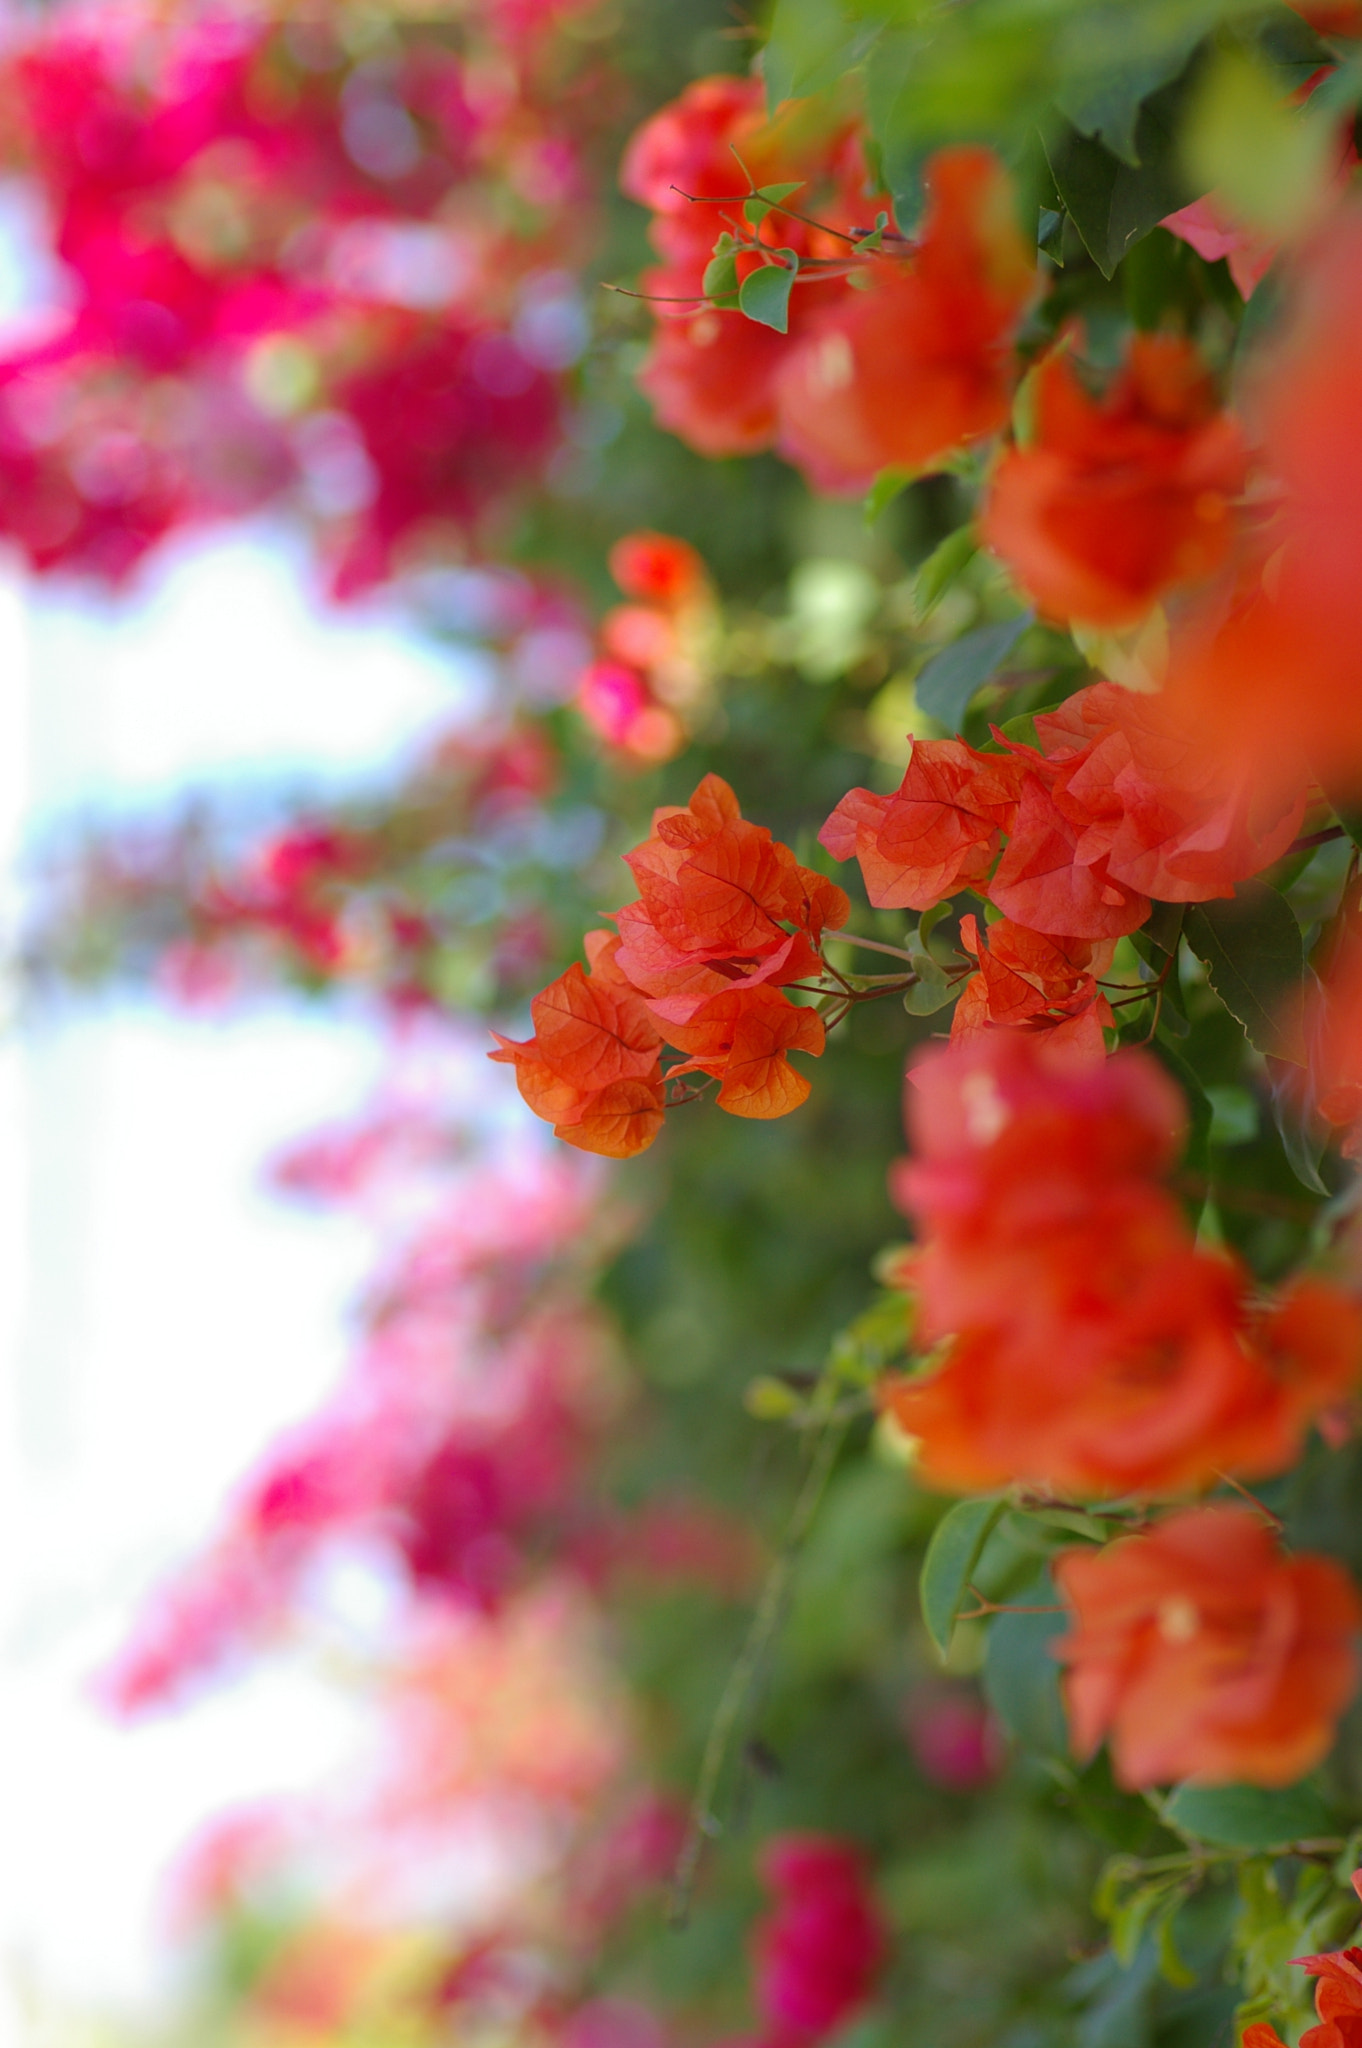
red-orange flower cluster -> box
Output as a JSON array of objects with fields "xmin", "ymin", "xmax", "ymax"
[
  {"xmin": 883, "ymin": 1031, "xmax": 1361, "ymax": 1497},
  {"xmin": 490, "ymin": 932, "xmax": 666, "ymax": 1159},
  {"xmin": 980, "ymin": 335, "xmax": 1247, "ymax": 627},
  {"xmin": 493, "ymin": 775, "xmax": 848, "ymax": 1153},
  {"xmin": 822, "ymin": 680, "xmax": 1303, "ymax": 1050},
  {"xmin": 1054, "ymin": 1506, "xmax": 1361, "ymax": 1788},
  {"xmin": 620, "ymin": 80, "xmax": 1034, "ymax": 493},
  {"xmin": 826, "ymin": 682, "xmax": 1302, "ymax": 938}
]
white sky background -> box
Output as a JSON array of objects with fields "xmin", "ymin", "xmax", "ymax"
[{"xmin": 0, "ymin": 525, "xmax": 491, "ymax": 2041}]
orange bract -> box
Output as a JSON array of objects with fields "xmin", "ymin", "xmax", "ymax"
[
  {"xmin": 1054, "ymin": 1507, "xmax": 1362, "ymax": 1788},
  {"xmin": 821, "ymin": 739, "xmax": 1023, "ymax": 912},
  {"xmin": 665, "ymin": 985, "xmax": 826, "ymax": 1118},
  {"xmin": 981, "ymin": 336, "xmax": 1247, "ymax": 627},
  {"xmin": 1167, "ymin": 211, "xmax": 1362, "ymax": 798},
  {"xmin": 774, "ymin": 148, "xmax": 1036, "ymax": 495},
  {"xmin": 952, "ymin": 914, "xmax": 1113, "ymax": 1059},
  {"xmin": 884, "ymin": 1031, "xmax": 1362, "ymax": 1496},
  {"xmin": 622, "ymin": 78, "xmax": 892, "ymax": 465},
  {"xmin": 490, "ymin": 945, "xmax": 665, "ymax": 1158},
  {"xmin": 492, "ymin": 775, "xmax": 841, "ymax": 1148}
]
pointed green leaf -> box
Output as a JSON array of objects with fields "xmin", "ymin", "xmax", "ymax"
[
  {"xmin": 913, "ymin": 525, "xmax": 978, "ymax": 621},
  {"xmin": 864, "ymin": 466, "xmax": 914, "ymax": 528},
  {"xmin": 738, "ymin": 254, "xmax": 798, "ymax": 333},
  {"xmin": 1184, "ymin": 882, "xmax": 1305, "ymax": 1060},
  {"xmin": 702, "ymin": 251, "xmax": 740, "ymax": 307},
  {"xmin": 1044, "ymin": 80, "xmax": 1193, "ymax": 279},
  {"xmin": 1164, "ymin": 1781, "xmax": 1334, "ymax": 1849},
  {"xmin": 744, "ymin": 180, "xmax": 804, "ymax": 225},
  {"xmin": 919, "ymin": 1495, "xmax": 1005, "ymax": 1659},
  {"xmin": 982, "ymin": 1567, "xmax": 1069, "ymax": 1757},
  {"xmin": 914, "ymin": 613, "xmax": 1032, "ymax": 733}
]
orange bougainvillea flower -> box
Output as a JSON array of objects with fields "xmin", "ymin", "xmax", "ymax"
[
  {"xmin": 1167, "ymin": 211, "xmax": 1362, "ymax": 799},
  {"xmin": 985, "ymin": 763, "xmax": 1153, "ymax": 939},
  {"xmin": 1053, "ymin": 1507, "xmax": 1362, "ymax": 1789},
  {"xmin": 821, "ymin": 738, "xmax": 1025, "ymax": 912},
  {"xmin": 496, "ymin": 776, "xmax": 841, "ymax": 1143},
  {"xmin": 607, "ymin": 531, "xmax": 708, "ymax": 609},
  {"xmin": 617, "ymin": 771, "xmax": 848, "ymax": 1022},
  {"xmin": 883, "ymin": 1031, "xmax": 1362, "ymax": 1496},
  {"xmin": 980, "ymin": 335, "xmax": 1248, "ymax": 627},
  {"xmin": 621, "ymin": 78, "xmax": 891, "ymax": 463},
  {"xmin": 663, "ymin": 984, "xmax": 826, "ymax": 1117},
  {"xmin": 821, "ymin": 681, "xmax": 1302, "ymax": 941},
  {"xmin": 1019, "ymin": 682, "xmax": 1306, "ymax": 905},
  {"xmin": 774, "ymin": 147, "xmax": 1036, "ymax": 495},
  {"xmin": 951, "ymin": 913, "xmax": 1113, "ymax": 1058},
  {"xmin": 490, "ymin": 932, "xmax": 665, "ymax": 1158},
  {"xmin": 1249, "ymin": 1939, "xmax": 1362, "ymax": 2048},
  {"xmin": 1289, "ymin": 0, "xmax": 1362, "ymax": 30}
]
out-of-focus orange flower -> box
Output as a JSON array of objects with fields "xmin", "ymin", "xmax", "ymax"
[
  {"xmin": 951, "ymin": 913, "xmax": 1113, "ymax": 1058},
  {"xmin": 1054, "ymin": 1506, "xmax": 1362, "ymax": 1788},
  {"xmin": 1289, "ymin": 0, "xmax": 1362, "ymax": 30},
  {"xmin": 1305, "ymin": 916, "xmax": 1362, "ymax": 1156},
  {"xmin": 622, "ymin": 79, "xmax": 888, "ymax": 463},
  {"xmin": 490, "ymin": 931, "xmax": 665, "ymax": 1157},
  {"xmin": 980, "ymin": 336, "xmax": 1247, "ymax": 627},
  {"xmin": 608, "ymin": 530, "xmax": 707, "ymax": 608},
  {"xmin": 884, "ymin": 1031, "xmax": 1362, "ymax": 1496},
  {"xmin": 774, "ymin": 147, "xmax": 1035, "ymax": 495},
  {"xmin": 1168, "ymin": 211, "xmax": 1362, "ymax": 798},
  {"xmin": 576, "ymin": 530, "xmax": 714, "ymax": 763}
]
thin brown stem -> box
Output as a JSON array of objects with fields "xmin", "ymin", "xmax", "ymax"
[
  {"xmin": 1213, "ymin": 1471, "xmax": 1284, "ymax": 1531},
  {"xmin": 826, "ymin": 929, "xmax": 918, "ymax": 964},
  {"xmin": 1290, "ymin": 824, "xmax": 1347, "ymax": 854},
  {"xmin": 669, "ymin": 181, "xmax": 866, "ymax": 248}
]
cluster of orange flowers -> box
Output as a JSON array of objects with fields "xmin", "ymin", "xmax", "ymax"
[
  {"xmin": 825, "ymin": 680, "xmax": 1304, "ymax": 1055},
  {"xmin": 885, "ymin": 1031, "xmax": 1362, "ymax": 1790},
  {"xmin": 492, "ymin": 774, "xmax": 847, "ymax": 1154},
  {"xmin": 622, "ymin": 81, "xmax": 1033, "ymax": 494},
  {"xmin": 885, "ymin": 1030, "xmax": 1358, "ymax": 1501}
]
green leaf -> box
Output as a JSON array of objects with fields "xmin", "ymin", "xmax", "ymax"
[
  {"xmin": 982, "ymin": 1567, "xmax": 1069, "ymax": 1757},
  {"xmin": 902, "ymin": 950, "xmax": 958, "ymax": 1015},
  {"xmin": 1164, "ymin": 1781, "xmax": 1335, "ymax": 1849},
  {"xmin": 1184, "ymin": 882, "xmax": 1305, "ymax": 1060},
  {"xmin": 913, "ymin": 525, "xmax": 978, "ymax": 622},
  {"xmin": 914, "ymin": 614, "xmax": 1032, "ymax": 733},
  {"xmin": 701, "ymin": 251, "xmax": 740, "ymax": 308},
  {"xmin": 744, "ymin": 181, "xmax": 805, "ymax": 227},
  {"xmin": 919, "ymin": 1495, "xmax": 1005, "ymax": 1659},
  {"xmin": 1044, "ymin": 78, "xmax": 1194, "ymax": 279},
  {"xmin": 738, "ymin": 253, "xmax": 798, "ymax": 333},
  {"xmin": 1053, "ymin": 34, "xmax": 1200, "ymax": 165},
  {"xmin": 1107, "ymin": 1876, "xmax": 1181, "ymax": 1968},
  {"xmin": 864, "ymin": 466, "xmax": 914, "ymax": 528}
]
